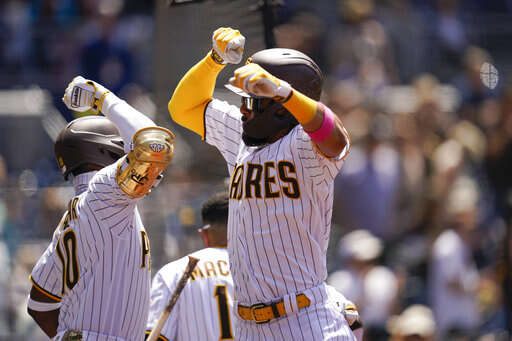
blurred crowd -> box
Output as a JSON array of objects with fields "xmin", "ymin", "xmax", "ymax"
[{"xmin": 0, "ymin": 0, "xmax": 511, "ymax": 340}]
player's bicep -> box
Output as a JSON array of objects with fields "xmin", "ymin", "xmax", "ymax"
[
  {"xmin": 170, "ymin": 100, "xmax": 207, "ymax": 138},
  {"xmin": 204, "ymin": 99, "xmax": 243, "ymax": 166},
  {"xmin": 295, "ymin": 128, "xmax": 346, "ymax": 181},
  {"xmin": 30, "ymin": 228, "xmax": 66, "ymax": 301}
]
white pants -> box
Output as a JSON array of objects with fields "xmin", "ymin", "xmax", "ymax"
[{"xmin": 53, "ymin": 330, "xmax": 128, "ymax": 341}]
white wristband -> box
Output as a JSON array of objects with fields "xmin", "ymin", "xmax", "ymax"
[{"xmin": 27, "ymin": 295, "xmax": 61, "ymax": 312}]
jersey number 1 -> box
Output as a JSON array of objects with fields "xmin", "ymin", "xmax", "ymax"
[{"xmin": 214, "ymin": 285, "xmax": 233, "ymax": 340}]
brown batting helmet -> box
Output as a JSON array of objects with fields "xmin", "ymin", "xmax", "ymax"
[
  {"xmin": 54, "ymin": 116, "xmax": 125, "ymax": 180},
  {"xmin": 226, "ymin": 48, "xmax": 324, "ymax": 146},
  {"xmin": 248, "ymin": 48, "xmax": 323, "ymax": 100}
]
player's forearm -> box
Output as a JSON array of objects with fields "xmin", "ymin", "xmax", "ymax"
[
  {"xmin": 102, "ymin": 95, "xmax": 156, "ymax": 153},
  {"xmin": 168, "ymin": 51, "xmax": 225, "ymax": 136},
  {"xmin": 283, "ymin": 90, "xmax": 350, "ymax": 158},
  {"xmin": 28, "ymin": 308, "xmax": 59, "ymax": 338},
  {"xmin": 27, "ymin": 285, "xmax": 60, "ymax": 337}
]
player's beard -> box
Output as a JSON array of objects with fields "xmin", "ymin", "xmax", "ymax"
[{"xmin": 241, "ymin": 104, "xmax": 298, "ymax": 147}]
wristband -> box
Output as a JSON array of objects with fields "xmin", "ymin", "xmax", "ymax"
[
  {"xmin": 211, "ymin": 49, "xmax": 226, "ymax": 65},
  {"xmin": 306, "ymin": 104, "xmax": 335, "ymax": 143},
  {"xmin": 92, "ymin": 91, "xmax": 111, "ymax": 114},
  {"xmin": 27, "ymin": 295, "xmax": 61, "ymax": 312},
  {"xmin": 276, "ymin": 90, "xmax": 293, "ymax": 104}
]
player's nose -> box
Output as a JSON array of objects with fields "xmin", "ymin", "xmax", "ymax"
[{"xmin": 240, "ymin": 104, "xmax": 254, "ymax": 122}]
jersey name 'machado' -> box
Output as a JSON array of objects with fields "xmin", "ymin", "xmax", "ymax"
[
  {"xmin": 190, "ymin": 259, "xmax": 230, "ymax": 281},
  {"xmin": 229, "ymin": 161, "xmax": 300, "ymax": 200}
]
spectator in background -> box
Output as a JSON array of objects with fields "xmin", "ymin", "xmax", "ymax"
[
  {"xmin": 387, "ymin": 304, "xmax": 436, "ymax": 341},
  {"xmin": 328, "ymin": 229, "xmax": 399, "ymax": 338},
  {"xmin": 273, "ymin": 11, "xmax": 325, "ymax": 69},
  {"xmin": 9, "ymin": 243, "xmax": 48, "ymax": 340},
  {"xmin": 326, "ymin": 0, "xmax": 398, "ymax": 93},
  {"xmin": 0, "ymin": 0, "xmax": 32, "ymax": 86},
  {"xmin": 428, "ymin": 176, "xmax": 481, "ymax": 338},
  {"xmin": 29, "ymin": 0, "xmax": 80, "ymax": 122},
  {"xmin": 376, "ymin": 0, "xmax": 429, "ymax": 83},
  {"xmin": 79, "ymin": 0, "xmax": 134, "ymax": 95},
  {"xmin": 333, "ymin": 114, "xmax": 402, "ymax": 242},
  {"xmin": 452, "ymin": 46, "xmax": 498, "ymax": 111},
  {"xmin": 484, "ymin": 83, "xmax": 512, "ymax": 220},
  {"xmin": 432, "ymin": 0, "xmax": 469, "ymax": 81}
]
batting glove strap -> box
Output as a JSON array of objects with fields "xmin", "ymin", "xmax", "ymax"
[
  {"xmin": 62, "ymin": 76, "xmax": 111, "ymax": 114},
  {"xmin": 210, "ymin": 48, "xmax": 226, "ymax": 65},
  {"xmin": 212, "ymin": 27, "xmax": 245, "ymax": 64},
  {"xmin": 85, "ymin": 80, "xmax": 111, "ymax": 114}
]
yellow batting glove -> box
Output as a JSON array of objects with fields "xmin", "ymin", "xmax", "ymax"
[
  {"xmin": 211, "ymin": 27, "xmax": 245, "ymax": 64},
  {"xmin": 62, "ymin": 76, "xmax": 111, "ymax": 114},
  {"xmin": 229, "ymin": 63, "xmax": 292, "ymax": 100}
]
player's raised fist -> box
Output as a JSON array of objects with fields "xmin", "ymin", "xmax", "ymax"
[
  {"xmin": 229, "ymin": 63, "xmax": 292, "ymax": 100},
  {"xmin": 62, "ymin": 76, "xmax": 111, "ymax": 114},
  {"xmin": 211, "ymin": 27, "xmax": 245, "ymax": 65}
]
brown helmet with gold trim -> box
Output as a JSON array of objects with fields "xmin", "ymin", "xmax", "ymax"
[
  {"xmin": 226, "ymin": 48, "xmax": 324, "ymax": 146},
  {"xmin": 54, "ymin": 116, "xmax": 125, "ymax": 180}
]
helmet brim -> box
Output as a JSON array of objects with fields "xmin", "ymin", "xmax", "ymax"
[{"xmin": 224, "ymin": 84, "xmax": 251, "ymax": 97}]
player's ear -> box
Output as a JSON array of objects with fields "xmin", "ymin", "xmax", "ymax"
[{"xmin": 199, "ymin": 229, "xmax": 209, "ymax": 247}]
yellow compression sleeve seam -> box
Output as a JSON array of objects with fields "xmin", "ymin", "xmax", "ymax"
[
  {"xmin": 282, "ymin": 90, "xmax": 318, "ymax": 125},
  {"xmin": 168, "ymin": 52, "xmax": 225, "ymax": 138}
]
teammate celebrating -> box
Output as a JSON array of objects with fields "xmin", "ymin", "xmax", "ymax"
[
  {"xmin": 146, "ymin": 191, "xmax": 234, "ymax": 341},
  {"xmin": 27, "ymin": 77, "xmax": 175, "ymax": 340},
  {"xmin": 169, "ymin": 27, "xmax": 355, "ymax": 339}
]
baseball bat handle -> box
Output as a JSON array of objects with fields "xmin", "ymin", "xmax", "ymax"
[{"xmin": 146, "ymin": 256, "xmax": 199, "ymax": 341}]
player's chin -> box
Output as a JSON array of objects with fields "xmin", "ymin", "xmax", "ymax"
[{"xmin": 242, "ymin": 122, "xmax": 268, "ymax": 139}]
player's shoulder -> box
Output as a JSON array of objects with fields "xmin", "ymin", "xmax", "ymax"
[
  {"xmin": 89, "ymin": 161, "xmax": 119, "ymax": 185},
  {"xmin": 208, "ymin": 98, "xmax": 241, "ymax": 119},
  {"xmin": 194, "ymin": 247, "xmax": 229, "ymax": 261},
  {"xmin": 162, "ymin": 254, "xmax": 190, "ymax": 268},
  {"xmin": 82, "ymin": 159, "xmax": 133, "ymax": 202}
]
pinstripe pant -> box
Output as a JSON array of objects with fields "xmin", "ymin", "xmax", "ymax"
[
  {"xmin": 234, "ymin": 304, "xmax": 356, "ymax": 340},
  {"xmin": 234, "ymin": 284, "xmax": 356, "ymax": 341}
]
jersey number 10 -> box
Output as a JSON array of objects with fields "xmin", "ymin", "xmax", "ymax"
[
  {"xmin": 56, "ymin": 229, "xmax": 79, "ymax": 296},
  {"xmin": 55, "ymin": 197, "xmax": 80, "ymax": 296}
]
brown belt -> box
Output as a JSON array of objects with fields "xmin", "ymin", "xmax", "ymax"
[{"xmin": 238, "ymin": 294, "xmax": 311, "ymax": 323}]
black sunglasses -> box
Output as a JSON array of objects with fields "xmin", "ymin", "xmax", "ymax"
[{"xmin": 241, "ymin": 97, "xmax": 274, "ymax": 113}]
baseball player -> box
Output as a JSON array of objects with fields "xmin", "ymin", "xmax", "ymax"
[
  {"xmin": 168, "ymin": 27, "xmax": 355, "ymax": 340},
  {"xmin": 146, "ymin": 191, "xmax": 235, "ymax": 341},
  {"xmin": 27, "ymin": 76, "xmax": 175, "ymax": 340}
]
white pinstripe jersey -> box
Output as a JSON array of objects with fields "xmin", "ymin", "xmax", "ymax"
[
  {"xmin": 204, "ymin": 99, "xmax": 349, "ymax": 306},
  {"xmin": 30, "ymin": 161, "xmax": 152, "ymax": 341},
  {"xmin": 146, "ymin": 247, "xmax": 235, "ymax": 341}
]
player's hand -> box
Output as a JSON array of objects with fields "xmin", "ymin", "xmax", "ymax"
[
  {"xmin": 229, "ymin": 63, "xmax": 292, "ymax": 100},
  {"xmin": 211, "ymin": 27, "xmax": 245, "ymax": 64},
  {"xmin": 62, "ymin": 76, "xmax": 111, "ymax": 114}
]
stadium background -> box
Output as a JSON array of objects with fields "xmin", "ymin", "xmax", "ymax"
[{"xmin": 0, "ymin": 0, "xmax": 510, "ymax": 339}]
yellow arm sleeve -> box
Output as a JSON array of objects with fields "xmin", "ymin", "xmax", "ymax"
[
  {"xmin": 168, "ymin": 52, "xmax": 226, "ymax": 138},
  {"xmin": 282, "ymin": 89, "xmax": 318, "ymax": 125}
]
